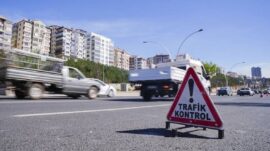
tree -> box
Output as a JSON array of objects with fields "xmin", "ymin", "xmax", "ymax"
[
  {"xmin": 203, "ymin": 62, "xmax": 220, "ymax": 77},
  {"xmin": 65, "ymin": 59, "xmax": 129, "ymax": 83},
  {"xmin": 210, "ymin": 73, "xmax": 226, "ymax": 88}
]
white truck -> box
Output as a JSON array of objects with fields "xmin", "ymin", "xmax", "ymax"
[
  {"xmin": 0, "ymin": 49, "xmax": 101, "ymax": 100},
  {"xmin": 129, "ymin": 54, "xmax": 211, "ymax": 101}
]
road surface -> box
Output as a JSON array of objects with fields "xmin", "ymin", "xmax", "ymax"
[{"xmin": 0, "ymin": 95, "xmax": 270, "ymax": 151}]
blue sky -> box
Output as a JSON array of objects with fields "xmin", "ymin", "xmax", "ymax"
[{"xmin": 1, "ymin": 0, "xmax": 270, "ymax": 77}]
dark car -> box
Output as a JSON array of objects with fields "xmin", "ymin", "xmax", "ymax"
[{"xmin": 217, "ymin": 87, "xmax": 233, "ymax": 96}]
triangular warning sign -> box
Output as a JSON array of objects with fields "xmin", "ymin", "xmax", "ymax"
[{"xmin": 167, "ymin": 67, "xmax": 223, "ymax": 128}]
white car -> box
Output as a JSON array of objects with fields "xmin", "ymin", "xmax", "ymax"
[
  {"xmin": 238, "ymin": 88, "xmax": 255, "ymax": 96},
  {"xmin": 91, "ymin": 79, "xmax": 116, "ymax": 97}
]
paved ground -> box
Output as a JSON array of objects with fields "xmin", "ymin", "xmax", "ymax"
[{"xmin": 0, "ymin": 94, "xmax": 270, "ymax": 151}]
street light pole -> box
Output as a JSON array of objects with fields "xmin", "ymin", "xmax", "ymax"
[
  {"xmin": 225, "ymin": 61, "xmax": 246, "ymax": 87},
  {"xmin": 142, "ymin": 41, "xmax": 172, "ymax": 60},
  {"xmin": 176, "ymin": 29, "xmax": 203, "ymax": 58}
]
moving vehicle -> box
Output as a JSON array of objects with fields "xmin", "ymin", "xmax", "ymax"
[
  {"xmin": 0, "ymin": 49, "xmax": 101, "ymax": 100},
  {"xmin": 217, "ymin": 87, "xmax": 233, "ymax": 96},
  {"xmin": 129, "ymin": 54, "xmax": 211, "ymax": 101},
  {"xmin": 90, "ymin": 78, "xmax": 117, "ymax": 97},
  {"xmin": 237, "ymin": 88, "xmax": 255, "ymax": 96}
]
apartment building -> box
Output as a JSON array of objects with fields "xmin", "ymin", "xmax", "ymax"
[
  {"xmin": 50, "ymin": 25, "xmax": 72, "ymax": 59},
  {"xmin": 153, "ymin": 54, "xmax": 170, "ymax": 64},
  {"xmin": 146, "ymin": 57, "xmax": 156, "ymax": 69},
  {"xmin": 12, "ymin": 20, "xmax": 32, "ymax": 52},
  {"xmin": 251, "ymin": 67, "xmax": 262, "ymax": 79},
  {"xmin": 50, "ymin": 26, "xmax": 87, "ymax": 59},
  {"xmin": 0, "ymin": 16, "xmax": 12, "ymax": 50},
  {"xmin": 87, "ymin": 32, "xmax": 114, "ymax": 66},
  {"xmin": 71, "ymin": 29, "xmax": 87, "ymax": 59},
  {"xmin": 114, "ymin": 47, "xmax": 130, "ymax": 70},
  {"xmin": 12, "ymin": 19, "xmax": 51, "ymax": 55},
  {"xmin": 227, "ymin": 71, "xmax": 238, "ymax": 78},
  {"xmin": 31, "ymin": 20, "xmax": 51, "ymax": 55},
  {"xmin": 129, "ymin": 56, "xmax": 147, "ymax": 70}
]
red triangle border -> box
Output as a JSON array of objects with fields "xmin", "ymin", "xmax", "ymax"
[{"xmin": 167, "ymin": 67, "xmax": 223, "ymax": 128}]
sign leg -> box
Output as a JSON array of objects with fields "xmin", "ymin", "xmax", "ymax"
[
  {"xmin": 166, "ymin": 121, "xmax": 170, "ymax": 129},
  {"xmin": 172, "ymin": 129, "xmax": 177, "ymax": 137},
  {"xmin": 218, "ymin": 130, "xmax": 224, "ymax": 139}
]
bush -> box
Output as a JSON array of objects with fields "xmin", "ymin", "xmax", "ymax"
[{"xmin": 65, "ymin": 59, "xmax": 128, "ymax": 83}]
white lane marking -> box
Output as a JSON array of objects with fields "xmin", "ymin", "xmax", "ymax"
[
  {"xmin": 13, "ymin": 104, "xmax": 171, "ymax": 118},
  {"xmin": 0, "ymin": 100, "xmax": 89, "ymax": 104}
]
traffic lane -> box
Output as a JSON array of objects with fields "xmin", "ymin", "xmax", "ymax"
[
  {"xmin": 0, "ymin": 95, "xmax": 266, "ymax": 119},
  {"xmin": 0, "ymin": 96, "xmax": 173, "ymax": 119},
  {"xmin": 0, "ymin": 103, "xmax": 172, "ymax": 151},
  {"xmin": 1, "ymin": 96, "xmax": 270, "ymax": 151}
]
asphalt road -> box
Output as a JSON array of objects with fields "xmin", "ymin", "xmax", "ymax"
[{"xmin": 0, "ymin": 94, "xmax": 270, "ymax": 151}]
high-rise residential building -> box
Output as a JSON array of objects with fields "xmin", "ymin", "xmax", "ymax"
[
  {"xmin": 50, "ymin": 25, "xmax": 72, "ymax": 59},
  {"xmin": 227, "ymin": 71, "xmax": 238, "ymax": 78},
  {"xmin": 71, "ymin": 29, "xmax": 87, "ymax": 59},
  {"xmin": 12, "ymin": 19, "xmax": 51, "ymax": 55},
  {"xmin": 87, "ymin": 32, "xmax": 114, "ymax": 66},
  {"xmin": 114, "ymin": 47, "xmax": 130, "ymax": 70},
  {"xmin": 146, "ymin": 54, "xmax": 170, "ymax": 68},
  {"xmin": 0, "ymin": 16, "xmax": 12, "ymax": 50},
  {"xmin": 146, "ymin": 57, "xmax": 156, "ymax": 69},
  {"xmin": 176, "ymin": 53, "xmax": 192, "ymax": 61},
  {"xmin": 12, "ymin": 20, "xmax": 32, "ymax": 52},
  {"xmin": 31, "ymin": 20, "xmax": 51, "ymax": 55},
  {"xmin": 251, "ymin": 67, "xmax": 262, "ymax": 79},
  {"xmin": 153, "ymin": 54, "xmax": 170, "ymax": 64},
  {"xmin": 129, "ymin": 56, "xmax": 147, "ymax": 70}
]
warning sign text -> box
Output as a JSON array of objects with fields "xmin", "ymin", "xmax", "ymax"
[{"xmin": 174, "ymin": 103, "xmax": 211, "ymax": 121}]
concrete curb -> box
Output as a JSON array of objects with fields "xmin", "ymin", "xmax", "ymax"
[{"xmin": 116, "ymin": 91, "xmax": 140, "ymax": 97}]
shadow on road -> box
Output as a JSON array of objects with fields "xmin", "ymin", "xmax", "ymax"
[
  {"xmin": 215, "ymin": 102, "xmax": 270, "ymax": 107},
  {"xmin": 117, "ymin": 128, "xmax": 217, "ymax": 139}
]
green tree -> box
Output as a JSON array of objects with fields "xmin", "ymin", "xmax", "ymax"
[
  {"xmin": 65, "ymin": 59, "xmax": 129, "ymax": 83},
  {"xmin": 211, "ymin": 73, "xmax": 227, "ymax": 88},
  {"xmin": 203, "ymin": 62, "xmax": 220, "ymax": 77}
]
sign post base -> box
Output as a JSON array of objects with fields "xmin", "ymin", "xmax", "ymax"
[{"xmin": 165, "ymin": 121, "xmax": 224, "ymax": 139}]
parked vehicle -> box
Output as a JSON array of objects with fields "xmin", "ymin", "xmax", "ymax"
[
  {"xmin": 129, "ymin": 54, "xmax": 211, "ymax": 101},
  {"xmin": 0, "ymin": 49, "xmax": 101, "ymax": 100},
  {"xmin": 0, "ymin": 82, "xmax": 5, "ymax": 95},
  {"xmin": 263, "ymin": 89, "xmax": 270, "ymax": 94},
  {"xmin": 90, "ymin": 78, "xmax": 116, "ymax": 97},
  {"xmin": 237, "ymin": 88, "xmax": 255, "ymax": 96},
  {"xmin": 252, "ymin": 89, "xmax": 260, "ymax": 94},
  {"xmin": 217, "ymin": 87, "xmax": 233, "ymax": 96}
]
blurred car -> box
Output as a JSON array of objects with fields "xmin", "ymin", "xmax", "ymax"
[
  {"xmin": 90, "ymin": 79, "xmax": 116, "ymax": 97},
  {"xmin": 252, "ymin": 89, "xmax": 260, "ymax": 94},
  {"xmin": 263, "ymin": 89, "xmax": 270, "ymax": 94},
  {"xmin": 216, "ymin": 87, "xmax": 233, "ymax": 96},
  {"xmin": 237, "ymin": 88, "xmax": 255, "ymax": 96}
]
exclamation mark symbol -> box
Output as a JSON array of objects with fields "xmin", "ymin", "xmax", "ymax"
[{"xmin": 188, "ymin": 79, "xmax": 194, "ymax": 103}]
